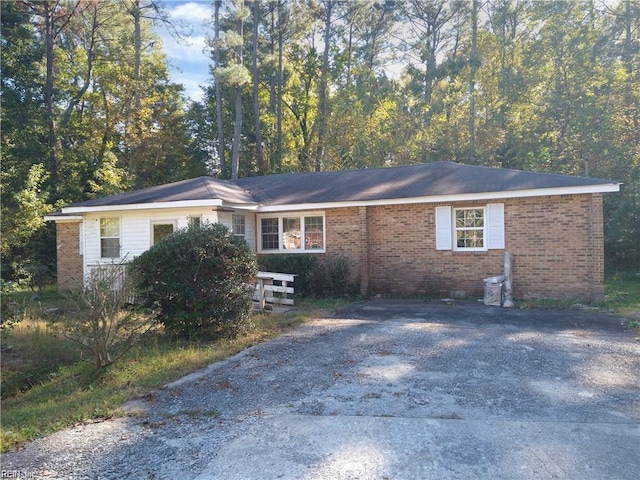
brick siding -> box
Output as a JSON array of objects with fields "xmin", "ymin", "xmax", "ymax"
[
  {"xmin": 54, "ymin": 193, "xmax": 605, "ymax": 301},
  {"xmin": 325, "ymin": 194, "xmax": 604, "ymax": 301},
  {"xmin": 56, "ymin": 222, "xmax": 83, "ymax": 290}
]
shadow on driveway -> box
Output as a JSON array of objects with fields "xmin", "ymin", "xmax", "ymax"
[{"xmin": 3, "ymin": 300, "xmax": 639, "ymax": 479}]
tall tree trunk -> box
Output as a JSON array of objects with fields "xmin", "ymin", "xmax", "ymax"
[
  {"xmin": 43, "ymin": 0, "xmax": 58, "ymax": 189},
  {"xmin": 131, "ymin": 0, "xmax": 144, "ymax": 186},
  {"xmin": 315, "ymin": 0, "xmax": 333, "ymax": 172},
  {"xmin": 231, "ymin": 87, "xmax": 243, "ymax": 180},
  {"xmin": 231, "ymin": 10, "xmax": 245, "ymax": 180},
  {"xmin": 623, "ymin": 0, "xmax": 638, "ymax": 141},
  {"xmin": 346, "ymin": 9, "xmax": 354, "ymax": 91},
  {"xmin": 214, "ymin": 0, "xmax": 226, "ymax": 175},
  {"xmin": 276, "ymin": 0, "xmax": 284, "ymax": 171},
  {"xmin": 252, "ymin": 0, "xmax": 265, "ymax": 174},
  {"xmin": 469, "ymin": 0, "xmax": 478, "ymax": 163}
]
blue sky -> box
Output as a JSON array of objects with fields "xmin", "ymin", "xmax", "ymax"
[{"xmin": 156, "ymin": 1, "xmax": 214, "ymax": 103}]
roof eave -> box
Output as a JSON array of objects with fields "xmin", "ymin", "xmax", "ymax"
[
  {"xmin": 255, "ymin": 183, "xmax": 621, "ymax": 213},
  {"xmin": 44, "ymin": 213, "xmax": 83, "ymax": 222},
  {"xmin": 62, "ymin": 199, "xmax": 257, "ymax": 214}
]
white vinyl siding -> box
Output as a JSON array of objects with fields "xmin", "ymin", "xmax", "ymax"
[
  {"xmin": 84, "ymin": 209, "xmax": 221, "ymax": 267},
  {"xmin": 218, "ymin": 211, "xmax": 256, "ymax": 250}
]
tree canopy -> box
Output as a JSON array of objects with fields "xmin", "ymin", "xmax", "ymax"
[{"xmin": 2, "ymin": 0, "xmax": 639, "ymax": 277}]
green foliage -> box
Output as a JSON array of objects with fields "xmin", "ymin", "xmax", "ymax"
[
  {"xmin": 257, "ymin": 254, "xmax": 319, "ymax": 297},
  {"xmin": 323, "ymin": 255, "xmax": 358, "ymax": 297},
  {"xmin": 130, "ymin": 224, "xmax": 257, "ymax": 339},
  {"xmin": 10, "ymin": 259, "xmax": 55, "ymax": 294},
  {"xmin": 0, "ymin": 295, "xmax": 342, "ymax": 451},
  {"xmin": 257, "ymin": 254, "xmax": 358, "ymax": 298},
  {"xmin": 54, "ymin": 261, "xmax": 154, "ymax": 370},
  {"xmin": 1, "ymin": 164, "xmax": 56, "ymax": 283},
  {"xmin": 0, "ymin": 280, "xmax": 24, "ymax": 330}
]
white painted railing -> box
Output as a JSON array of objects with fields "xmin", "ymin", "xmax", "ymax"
[
  {"xmin": 85, "ymin": 263, "xmax": 136, "ymax": 304},
  {"xmin": 86, "ymin": 265, "xmax": 295, "ymax": 311},
  {"xmin": 254, "ymin": 271, "xmax": 296, "ymax": 310}
]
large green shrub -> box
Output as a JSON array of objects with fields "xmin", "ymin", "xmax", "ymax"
[
  {"xmin": 257, "ymin": 254, "xmax": 319, "ymax": 297},
  {"xmin": 129, "ymin": 224, "xmax": 257, "ymax": 339},
  {"xmin": 257, "ymin": 254, "xmax": 359, "ymax": 298}
]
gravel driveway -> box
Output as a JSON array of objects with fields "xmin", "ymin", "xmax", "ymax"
[{"xmin": 3, "ymin": 300, "xmax": 639, "ymax": 479}]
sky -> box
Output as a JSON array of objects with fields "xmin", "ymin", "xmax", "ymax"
[{"xmin": 156, "ymin": 1, "xmax": 214, "ymax": 103}]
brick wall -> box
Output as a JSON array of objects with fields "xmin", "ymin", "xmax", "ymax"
[
  {"xmin": 56, "ymin": 221, "xmax": 83, "ymax": 290},
  {"xmin": 325, "ymin": 194, "xmax": 605, "ymax": 301},
  {"xmin": 325, "ymin": 207, "xmax": 365, "ymax": 290}
]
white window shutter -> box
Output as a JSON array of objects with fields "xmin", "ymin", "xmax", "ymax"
[
  {"xmin": 435, "ymin": 206, "xmax": 452, "ymax": 250},
  {"xmin": 486, "ymin": 203, "xmax": 505, "ymax": 249}
]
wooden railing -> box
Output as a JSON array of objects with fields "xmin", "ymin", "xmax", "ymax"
[
  {"xmin": 254, "ymin": 271, "xmax": 296, "ymax": 311},
  {"xmin": 86, "ymin": 265, "xmax": 294, "ymax": 311},
  {"xmin": 85, "ymin": 263, "xmax": 136, "ymax": 304}
]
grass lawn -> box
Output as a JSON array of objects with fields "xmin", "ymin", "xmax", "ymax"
[
  {"xmin": 604, "ymin": 271, "xmax": 640, "ymax": 321},
  {"xmin": 0, "ymin": 291, "xmax": 349, "ymax": 452},
  {"xmin": 2, "ymin": 273, "xmax": 638, "ymax": 452},
  {"xmin": 516, "ymin": 271, "xmax": 640, "ymax": 321}
]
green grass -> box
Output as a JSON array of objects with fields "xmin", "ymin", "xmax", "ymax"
[
  {"xmin": 6, "ymin": 278, "xmax": 634, "ymax": 453},
  {"xmin": 0, "ymin": 296, "xmax": 344, "ymax": 452},
  {"xmin": 604, "ymin": 271, "xmax": 640, "ymax": 319},
  {"xmin": 516, "ymin": 271, "xmax": 640, "ymax": 324}
]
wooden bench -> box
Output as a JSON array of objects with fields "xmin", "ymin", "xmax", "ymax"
[{"xmin": 254, "ymin": 271, "xmax": 296, "ymax": 311}]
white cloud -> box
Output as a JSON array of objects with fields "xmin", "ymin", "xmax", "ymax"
[
  {"xmin": 163, "ymin": 35, "xmax": 209, "ymax": 63},
  {"xmin": 167, "ymin": 1, "xmax": 212, "ymax": 24},
  {"xmin": 157, "ymin": 1, "xmax": 212, "ymax": 102}
]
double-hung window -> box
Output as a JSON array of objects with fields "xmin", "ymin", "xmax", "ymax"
[
  {"xmin": 436, "ymin": 204, "xmax": 504, "ymax": 251},
  {"xmin": 259, "ymin": 213, "xmax": 325, "ymax": 252},
  {"xmin": 100, "ymin": 218, "xmax": 120, "ymax": 258},
  {"xmin": 152, "ymin": 221, "xmax": 176, "ymax": 246},
  {"xmin": 232, "ymin": 214, "xmax": 246, "ymax": 239},
  {"xmin": 455, "ymin": 208, "xmax": 485, "ymax": 250},
  {"xmin": 188, "ymin": 215, "xmax": 202, "ymax": 228}
]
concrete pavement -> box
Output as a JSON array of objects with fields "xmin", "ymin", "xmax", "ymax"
[{"xmin": 3, "ymin": 299, "xmax": 639, "ymax": 479}]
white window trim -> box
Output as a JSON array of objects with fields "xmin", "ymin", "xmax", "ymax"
[
  {"xmin": 187, "ymin": 215, "xmax": 202, "ymax": 228},
  {"xmin": 257, "ymin": 212, "xmax": 326, "ymax": 253},
  {"xmin": 151, "ymin": 219, "xmax": 177, "ymax": 246},
  {"xmin": 100, "ymin": 217, "xmax": 121, "ymax": 259},
  {"xmin": 436, "ymin": 203, "xmax": 504, "ymax": 252},
  {"xmin": 453, "ymin": 207, "xmax": 487, "ymax": 252},
  {"xmin": 232, "ymin": 213, "xmax": 246, "ymax": 239}
]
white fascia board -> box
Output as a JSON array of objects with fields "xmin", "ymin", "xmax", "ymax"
[
  {"xmin": 61, "ymin": 199, "xmax": 226, "ymax": 214},
  {"xmin": 222, "ymin": 202, "xmax": 260, "ymax": 211},
  {"xmin": 255, "ymin": 183, "xmax": 620, "ymax": 212},
  {"xmin": 44, "ymin": 214, "xmax": 83, "ymax": 222}
]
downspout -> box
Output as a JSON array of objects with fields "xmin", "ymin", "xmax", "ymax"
[{"xmin": 359, "ymin": 206, "xmax": 369, "ymax": 297}]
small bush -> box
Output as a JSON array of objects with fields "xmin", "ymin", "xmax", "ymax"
[
  {"xmin": 257, "ymin": 254, "xmax": 319, "ymax": 297},
  {"xmin": 323, "ymin": 255, "xmax": 358, "ymax": 297},
  {"xmin": 1, "ymin": 280, "xmax": 23, "ymax": 330},
  {"xmin": 130, "ymin": 224, "xmax": 257, "ymax": 339},
  {"xmin": 54, "ymin": 262, "xmax": 154, "ymax": 370}
]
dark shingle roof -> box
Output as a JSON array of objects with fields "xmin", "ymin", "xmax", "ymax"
[
  {"xmin": 69, "ymin": 176, "xmax": 255, "ymax": 207},
  {"xmin": 234, "ymin": 162, "xmax": 616, "ymax": 205},
  {"xmin": 65, "ymin": 162, "xmax": 617, "ymax": 209}
]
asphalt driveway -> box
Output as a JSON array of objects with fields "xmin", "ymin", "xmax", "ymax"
[{"xmin": 3, "ymin": 300, "xmax": 639, "ymax": 479}]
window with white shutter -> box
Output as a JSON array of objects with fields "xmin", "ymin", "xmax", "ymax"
[
  {"xmin": 436, "ymin": 204, "xmax": 504, "ymax": 252},
  {"xmin": 435, "ymin": 206, "xmax": 452, "ymax": 250}
]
